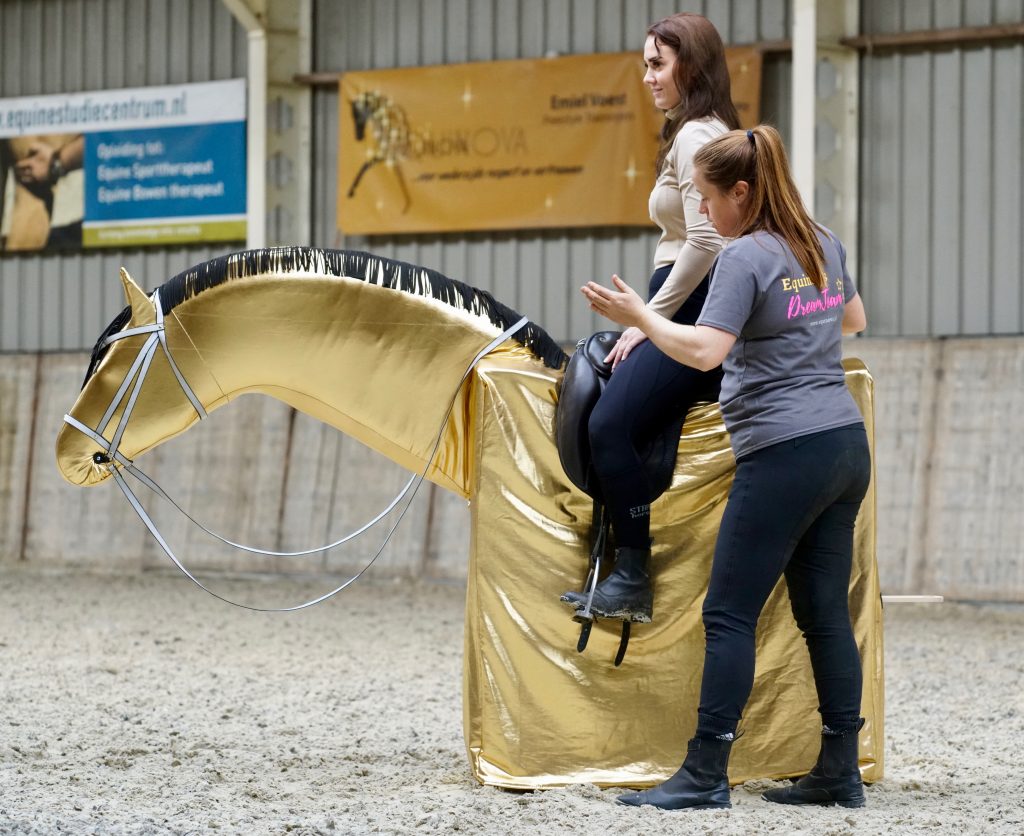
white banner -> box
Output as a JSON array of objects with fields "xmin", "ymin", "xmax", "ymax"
[
  {"xmin": 0, "ymin": 79, "xmax": 246, "ymax": 138},
  {"xmin": 0, "ymin": 80, "xmax": 246, "ymax": 252}
]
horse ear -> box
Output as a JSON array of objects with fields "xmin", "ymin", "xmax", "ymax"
[{"xmin": 119, "ymin": 267, "xmax": 154, "ymax": 325}]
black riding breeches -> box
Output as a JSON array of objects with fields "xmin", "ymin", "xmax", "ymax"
[
  {"xmin": 695, "ymin": 424, "xmax": 872, "ymax": 739},
  {"xmin": 587, "ymin": 265, "xmax": 722, "ymax": 548}
]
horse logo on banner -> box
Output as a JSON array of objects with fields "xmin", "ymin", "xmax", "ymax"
[{"xmin": 347, "ymin": 91, "xmax": 421, "ymax": 213}]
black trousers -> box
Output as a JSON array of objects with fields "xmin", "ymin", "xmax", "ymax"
[
  {"xmin": 587, "ymin": 265, "xmax": 722, "ymax": 548},
  {"xmin": 696, "ymin": 424, "xmax": 872, "ymax": 738}
]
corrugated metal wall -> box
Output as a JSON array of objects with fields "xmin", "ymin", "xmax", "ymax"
[
  {"xmin": 0, "ymin": 0, "xmax": 248, "ymax": 351},
  {"xmin": 311, "ymin": 0, "xmax": 792, "ymax": 345},
  {"xmin": 3, "ymin": 0, "xmax": 1021, "ymax": 349},
  {"xmin": 860, "ymin": 0, "xmax": 1024, "ymax": 336}
]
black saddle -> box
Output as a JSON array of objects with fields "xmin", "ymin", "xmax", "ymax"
[
  {"xmin": 554, "ymin": 331, "xmax": 688, "ymax": 665},
  {"xmin": 556, "ymin": 331, "xmax": 684, "ymax": 504}
]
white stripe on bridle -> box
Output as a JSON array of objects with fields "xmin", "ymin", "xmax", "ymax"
[{"xmin": 63, "ymin": 288, "xmax": 527, "ymax": 611}]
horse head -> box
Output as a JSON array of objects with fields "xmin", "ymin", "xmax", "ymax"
[
  {"xmin": 55, "ymin": 267, "xmax": 214, "ymax": 487},
  {"xmin": 350, "ymin": 91, "xmax": 376, "ymax": 142}
]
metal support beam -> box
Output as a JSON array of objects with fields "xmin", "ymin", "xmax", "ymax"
[
  {"xmin": 815, "ymin": 0, "xmax": 860, "ymax": 275},
  {"xmin": 222, "ymin": 0, "xmax": 267, "ymax": 250},
  {"xmin": 791, "ymin": 0, "xmax": 816, "ymax": 213},
  {"xmin": 789, "ymin": 0, "xmax": 860, "ymax": 278}
]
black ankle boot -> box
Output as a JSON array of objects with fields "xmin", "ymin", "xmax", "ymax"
[
  {"xmin": 617, "ymin": 735, "xmax": 733, "ymax": 810},
  {"xmin": 560, "ymin": 545, "xmax": 653, "ymax": 622},
  {"xmin": 762, "ymin": 720, "xmax": 866, "ymax": 808}
]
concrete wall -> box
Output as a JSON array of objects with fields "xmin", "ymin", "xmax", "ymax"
[
  {"xmin": 3, "ymin": 338, "xmax": 1023, "ymax": 601},
  {"xmin": 844, "ymin": 337, "xmax": 1024, "ymax": 600},
  {"xmin": 2, "ymin": 352, "xmax": 471, "ymax": 584}
]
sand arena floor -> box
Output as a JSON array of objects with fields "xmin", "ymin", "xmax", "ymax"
[{"xmin": 1, "ymin": 566, "xmax": 1022, "ymax": 835}]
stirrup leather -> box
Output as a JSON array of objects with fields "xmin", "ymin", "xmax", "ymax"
[{"xmin": 569, "ymin": 503, "xmax": 633, "ymax": 667}]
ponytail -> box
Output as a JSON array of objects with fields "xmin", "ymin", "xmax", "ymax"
[{"xmin": 692, "ymin": 125, "xmax": 827, "ymax": 290}]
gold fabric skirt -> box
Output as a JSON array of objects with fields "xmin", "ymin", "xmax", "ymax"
[{"xmin": 463, "ymin": 357, "xmax": 882, "ymax": 789}]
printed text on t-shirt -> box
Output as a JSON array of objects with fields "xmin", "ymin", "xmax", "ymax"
[{"xmin": 784, "ymin": 277, "xmax": 845, "ymax": 320}]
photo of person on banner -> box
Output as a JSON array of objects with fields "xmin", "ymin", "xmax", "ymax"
[{"xmin": 0, "ymin": 132, "xmax": 84, "ymax": 252}]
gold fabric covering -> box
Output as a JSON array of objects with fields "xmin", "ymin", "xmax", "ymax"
[
  {"xmin": 56, "ymin": 256, "xmax": 537, "ymax": 492},
  {"xmin": 464, "ymin": 356, "xmax": 881, "ymax": 789},
  {"xmin": 56, "ymin": 251, "xmax": 881, "ymax": 790}
]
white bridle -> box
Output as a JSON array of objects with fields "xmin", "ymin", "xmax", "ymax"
[{"xmin": 63, "ymin": 289, "xmax": 527, "ymax": 611}]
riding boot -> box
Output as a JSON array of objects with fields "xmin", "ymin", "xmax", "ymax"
[
  {"xmin": 560, "ymin": 545, "xmax": 653, "ymax": 623},
  {"xmin": 762, "ymin": 719, "xmax": 866, "ymax": 808},
  {"xmin": 617, "ymin": 735, "xmax": 733, "ymax": 810}
]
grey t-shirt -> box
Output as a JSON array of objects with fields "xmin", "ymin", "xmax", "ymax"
[{"xmin": 696, "ymin": 229, "xmax": 863, "ymax": 459}]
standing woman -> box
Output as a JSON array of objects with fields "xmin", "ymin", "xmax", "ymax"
[
  {"xmin": 581, "ymin": 125, "xmax": 871, "ymax": 811},
  {"xmin": 560, "ymin": 13, "xmax": 739, "ymax": 624}
]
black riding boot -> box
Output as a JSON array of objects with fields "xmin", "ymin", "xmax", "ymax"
[
  {"xmin": 617, "ymin": 735, "xmax": 733, "ymax": 810},
  {"xmin": 762, "ymin": 720, "xmax": 866, "ymax": 808},
  {"xmin": 560, "ymin": 545, "xmax": 653, "ymax": 622}
]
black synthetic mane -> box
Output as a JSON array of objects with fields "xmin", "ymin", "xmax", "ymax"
[
  {"xmin": 83, "ymin": 306, "xmax": 132, "ymax": 387},
  {"xmin": 83, "ymin": 247, "xmax": 569, "ymax": 387}
]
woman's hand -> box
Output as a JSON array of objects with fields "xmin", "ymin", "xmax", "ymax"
[
  {"xmin": 604, "ymin": 326, "xmax": 648, "ymax": 370},
  {"xmin": 582, "ymin": 275, "xmax": 650, "ymax": 369},
  {"xmin": 582, "ymin": 274, "xmax": 647, "ymax": 328}
]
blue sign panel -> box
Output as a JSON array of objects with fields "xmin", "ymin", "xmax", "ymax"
[{"xmin": 85, "ymin": 122, "xmax": 246, "ymax": 221}]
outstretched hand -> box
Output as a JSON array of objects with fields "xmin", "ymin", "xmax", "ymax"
[{"xmin": 581, "ymin": 275, "xmax": 647, "ymax": 329}]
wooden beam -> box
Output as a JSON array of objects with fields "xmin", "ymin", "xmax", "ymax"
[
  {"xmin": 842, "ymin": 22, "xmax": 1024, "ymax": 52},
  {"xmin": 293, "ymin": 71, "xmax": 345, "ymax": 87},
  {"xmin": 750, "ymin": 39, "xmax": 793, "ymax": 54},
  {"xmin": 292, "ymin": 22, "xmax": 1024, "ymax": 88},
  {"xmin": 291, "ymin": 40, "xmax": 796, "ymax": 87}
]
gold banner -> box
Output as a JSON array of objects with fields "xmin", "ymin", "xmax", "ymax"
[
  {"xmin": 337, "ymin": 49, "xmax": 761, "ymax": 236},
  {"xmin": 727, "ymin": 46, "xmax": 763, "ymax": 129}
]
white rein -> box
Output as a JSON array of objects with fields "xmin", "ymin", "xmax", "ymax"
[{"xmin": 63, "ymin": 288, "xmax": 527, "ymax": 611}]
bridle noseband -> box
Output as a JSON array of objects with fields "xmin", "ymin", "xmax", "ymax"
[{"xmin": 64, "ymin": 288, "xmax": 207, "ymax": 467}]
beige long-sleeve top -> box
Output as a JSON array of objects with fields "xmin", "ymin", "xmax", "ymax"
[{"xmin": 647, "ymin": 117, "xmax": 729, "ymax": 318}]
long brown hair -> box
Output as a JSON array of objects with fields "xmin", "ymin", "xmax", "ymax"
[
  {"xmin": 647, "ymin": 13, "xmax": 741, "ymax": 172},
  {"xmin": 693, "ymin": 124, "xmax": 828, "ymax": 290}
]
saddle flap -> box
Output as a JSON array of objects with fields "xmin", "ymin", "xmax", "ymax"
[
  {"xmin": 580, "ymin": 330, "xmax": 620, "ymax": 379},
  {"xmin": 556, "ymin": 335, "xmax": 619, "ymax": 498}
]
